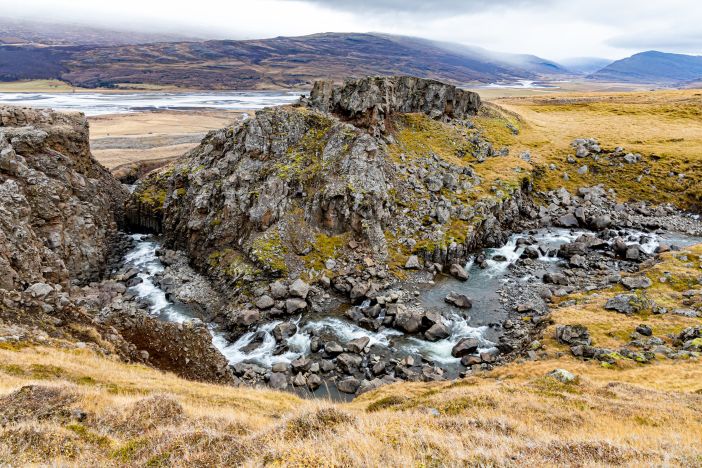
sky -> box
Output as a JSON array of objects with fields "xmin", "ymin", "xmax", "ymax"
[{"xmin": 1, "ymin": 0, "xmax": 700, "ymax": 60}]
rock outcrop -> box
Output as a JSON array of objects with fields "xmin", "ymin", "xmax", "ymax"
[
  {"xmin": 0, "ymin": 106, "xmax": 128, "ymax": 289},
  {"xmin": 303, "ymin": 76, "xmax": 481, "ymax": 133}
]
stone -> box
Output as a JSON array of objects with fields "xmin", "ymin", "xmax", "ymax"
[
  {"xmin": 307, "ymin": 374, "xmax": 322, "ymax": 391},
  {"xmin": 444, "ymin": 291, "xmax": 472, "ymax": 309},
  {"xmin": 394, "ymin": 308, "xmax": 422, "ymax": 333},
  {"xmin": 255, "ymin": 295, "xmax": 275, "ymax": 309},
  {"xmin": 480, "ymin": 348, "xmax": 500, "ymax": 363},
  {"xmin": 285, "ymin": 298, "xmax": 307, "ymax": 313},
  {"xmin": 425, "ymin": 323, "xmax": 451, "ymax": 341},
  {"xmin": 636, "ymin": 324, "xmax": 653, "ymax": 337},
  {"xmin": 605, "ymin": 294, "xmax": 647, "ymax": 314},
  {"xmin": 404, "ymin": 255, "xmax": 421, "ymax": 269},
  {"xmin": 268, "ymin": 372, "xmax": 288, "ymax": 389},
  {"xmin": 292, "ymin": 373, "xmax": 307, "ymax": 387},
  {"xmin": 269, "ymin": 281, "xmax": 288, "ymax": 299},
  {"xmin": 337, "ymin": 377, "xmax": 360, "ymax": 394},
  {"xmin": 449, "ymin": 263, "xmax": 469, "ymax": 281},
  {"xmin": 271, "ymin": 362, "xmax": 289, "ymax": 373},
  {"xmin": 460, "ymin": 355, "xmax": 481, "ymax": 367},
  {"xmin": 451, "ymin": 337, "xmax": 480, "ymax": 357},
  {"xmin": 336, "ymin": 353, "xmax": 362, "ymax": 373},
  {"xmin": 324, "ymin": 341, "xmax": 344, "ymax": 355},
  {"xmin": 289, "ymin": 279, "xmax": 310, "ymax": 299},
  {"xmin": 291, "ymin": 357, "xmax": 311, "ymax": 373},
  {"xmin": 348, "ymin": 336, "xmax": 370, "ymax": 354},
  {"xmin": 557, "ymin": 213, "xmax": 579, "ymax": 228},
  {"xmin": 548, "ymin": 368, "xmax": 577, "ymax": 383},
  {"xmin": 555, "ymin": 324, "xmax": 591, "ymax": 346},
  {"xmin": 621, "ymin": 276, "xmax": 652, "ymax": 290},
  {"xmin": 25, "ymin": 283, "xmax": 53, "ymax": 300}
]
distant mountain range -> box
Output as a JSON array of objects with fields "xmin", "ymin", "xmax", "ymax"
[
  {"xmin": 1, "ymin": 18, "xmax": 701, "ymax": 90},
  {"xmin": 0, "ymin": 31, "xmax": 573, "ymax": 89},
  {"xmin": 589, "ymin": 51, "xmax": 702, "ymax": 84}
]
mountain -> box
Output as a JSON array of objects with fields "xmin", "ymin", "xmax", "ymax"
[
  {"xmin": 589, "ymin": 51, "xmax": 702, "ymax": 84},
  {"xmin": 0, "ymin": 31, "xmax": 569, "ymax": 89},
  {"xmin": 0, "ymin": 17, "xmax": 195, "ymax": 46},
  {"xmin": 558, "ymin": 57, "xmax": 612, "ymax": 75}
]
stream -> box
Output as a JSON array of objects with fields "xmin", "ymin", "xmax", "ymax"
[{"xmin": 120, "ymin": 226, "xmax": 702, "ymax": 398}]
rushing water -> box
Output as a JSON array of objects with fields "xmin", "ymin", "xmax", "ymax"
[
  {"xmin": 121, "ymin": 227, "xmax": 702, "ymax": 383},
  {"xmin": 0, "ymin": 91, "xmax": 301, "ymax": 116}
]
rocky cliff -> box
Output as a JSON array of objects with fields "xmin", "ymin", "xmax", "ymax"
[
  {"xmin": 127, "ymin": 76, "xmax": 529, "ymax": 313},
  {"xmin": 0, "ymin": 106, "xmax": 127, "ymax": 289},
  {"xmin": 303, "ymin": 76, "xmax": 481, "ymax": 133}
]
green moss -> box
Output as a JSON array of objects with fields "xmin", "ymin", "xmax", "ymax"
[
  {"xmin": 302, "ymin": 233, "xmax": 348, "ymax": 271},
  {"xmin": 251, "ymin": 231, "xmax": 288, "ymax": 275},
  {"xmin": 208, "ymin": 249, "xmax": 257, "ymax": 278}
]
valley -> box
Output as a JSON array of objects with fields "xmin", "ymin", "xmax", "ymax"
[{"xmin": 1, "ymin": 77, "xmax": 701, "ymax": 465}]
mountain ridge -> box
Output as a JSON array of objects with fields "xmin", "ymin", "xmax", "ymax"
[{"xmin": 589, "ymin": 50, "xmax": 702, "ymax": 84}]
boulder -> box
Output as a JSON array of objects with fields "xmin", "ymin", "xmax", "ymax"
[
  {"xmin": 425, "ymin": 323, "xmax": 451, "ymax": 341},
  {"xmin": 255, "ymin": 295, "xmax": 275, "ymax": 309},
  {"xmin": 449, "ymin": 263, "xmax": 469, "ymax": 281},
  {"xmin": 404, "ymin": 255, "xmax": 421, "ymax": 269},
  {"xmin": 337, "ymin": 377, "xmax": 360, "ymax": 394},
  {"xmin": 621, "ymin": 276, "xmax": 652, "ymax": 290},
  {"xmin": 289, "ymin": 279, "xmax": 310, "ymax": 299},
  {"xmin": 347, "ymin": 336, "xmax": 370, "ymax": 354},
  {"xmin": 555, "ymin": 324, "xmax": 591, "ymax": 346},
  {"xmin": 605, "ymin": 294, "xmax": 648, "ymax": 314},
  {"xmin": 336, "ymin": 353, "xmax": 362, "ymax": 374},
  {"xmin": 444, "ymin": 291, "xmax": 472, "ymax": 309},
  {"xmin": 451, "ymin": 337, "xmax": 480, "ymax": 357},
  {"xmin": 285, "ymin": 298, "xmax": 307, "ymax": 313},
  {"xmin": 547, "ymin": 368, "xmax": 577, "ymax": 383},
  {"xmin": 268, "ymin": 372, "xmax": 288, "ymax": 390}
]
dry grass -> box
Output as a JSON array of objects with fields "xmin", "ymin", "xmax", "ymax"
[{"xmin": 496, "ymin": 89, "xmax": 702, "ymax": 208}]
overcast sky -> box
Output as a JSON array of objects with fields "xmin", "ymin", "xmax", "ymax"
[{"xmin": 1, "ymin": 0, "xmax": 700, "ymax": 60}]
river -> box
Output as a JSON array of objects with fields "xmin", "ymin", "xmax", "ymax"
[{"xmin": 0, "ymin": 91, "xmax": 301, "ymax": 116}]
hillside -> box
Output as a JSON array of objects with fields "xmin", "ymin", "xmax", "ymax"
[
  {"xmin": 589, "ymin": 51, "xmax": 702, "ymax": 84},
  {"xmin": 0, "ymin": 32, "xmax": 570, "ymax": 89}
]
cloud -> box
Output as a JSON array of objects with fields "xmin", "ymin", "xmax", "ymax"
[
  {"xmin": 286, "ymin": 0, "xmax": 548, "ymax": 16},
  {"xmin": 607, "ymin": 29, "xmax": 702, "ymax": 55}
]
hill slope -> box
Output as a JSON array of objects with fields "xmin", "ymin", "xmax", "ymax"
[
  {"xmin": 0, "ymin": 32, "xmax": 569, "ymax": 89},
  {"xmin": 589, "ymin": 51, "xmax": 702, "ymax": 84}
]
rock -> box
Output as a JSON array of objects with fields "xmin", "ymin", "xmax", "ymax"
[
  {"xmin": 548, "ymin": 369, "xmax": 577, "ymax": 383},
  {"xmin": 269, "ymin": 281, "xmax": 288, "ymax": 299},
  {"xmin": 460, "ymin": 355, "xmax": 481, "ymax": 367},
  {"xmin": 292, "ymin": 373, "xmax": 307, "ymax": 387},
  {"xmin": 625, "ymin": 246, "xmax": 641, "ymax": 261},
  {"xmin": 543, "ymin": 272, "xmax": 568, "ymax": 285},
  {"xmin": 449, "ymin": 263, "xmax": 469, "ymax": 281},
  {"xmin": 404, "ymin": 255, "xmax": 421, "ymax": 269},
  {"xmin": 285, "ymin": 298, "xmax": 307, "ymax": 313},
  {"xmin": 557, "ymin": 213, "xmax": 579, "ymax": 228},
  {"xmin": 336, "ymin": 353, "xmax": 362, "ymax": 373},
  {"xmin": 25, "ymin": 283, "xmax": 53, "ymax": 300},
  {"xmin": 268, "ymin": 373, "xmax": 288, "ymax": 389},
  {"xmin": 555, "ymin": 324, "xmax": 591, "ymax": 346},
  {"xmin": 425, "ymin": 323, "xmax": 450, "ymax": 341},
  {"xmin": 444, "ymin": 291, "xmax": 472, "ymax": 309},
  {"xmin": 271, "ymin": 362, "xmax": 289, "ymax": 373},
  {"xmin": 305, "ymin": 76, "xmax": 481, "ymax": 130},
  {"xmin": 621, "ymin": 276, "xmax": 652, "ymax": 290},
  {"xmin": 451, "ymin": 337, "xmax": 480, "ymax": 357},
  {"xmin": 394, "ymin": 308, "xmax": 422, "ymax": 333},
  {"xmin": 605, "ymin": 294, "xmax": 648, "ymax": 314},
  {"xmin": 307, "ymin": 374, "xmax": 322, "ymax": 391},
  {"xmin": 590, "ymin": 214, "xmax": 611, "ymax": 230},
  {"xmin": 337, "ymin": 377, "xmax": 360, "ymax": 394},
  {"xmin": 635, "ymin": 324, "xmax": 653, "ymax": 337},
  {"xmin": 289, "ymin": 279, "xmax": 310, "ymax": 299},
  {"xmin": 347, "ymin": 336, "xmax": 370, "ymax": 354},
  {"xmin": 291, "ymin": 357, "xmax": 311, "ymax": 373},
  {"xmin": 480, "ymin": 348, "xmax": 500, "ymax": 363},
  {"xmin": 324, "ymin": 341, "xmax": 344, "ymax": 355},
  {"xmin": 255, "ymin": 295, "xmax": 275, "ymax": 309}
]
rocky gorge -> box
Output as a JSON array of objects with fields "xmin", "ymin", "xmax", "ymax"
[{"xmin": 2, "ymin": 76, "xmax": 701, "ymax": 400}]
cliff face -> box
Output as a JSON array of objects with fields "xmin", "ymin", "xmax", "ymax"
[
  {"xmin": 304, "ymin": 76, "xmax": 481, "ymax": 133},
  {"xmin": 0, "ymin": 106, "xmax": 128, "ymax": 290}
]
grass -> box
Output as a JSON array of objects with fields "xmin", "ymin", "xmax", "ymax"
[{"xmin": 497, "ymin": 89, "xmax": 702, "ymax": 209}]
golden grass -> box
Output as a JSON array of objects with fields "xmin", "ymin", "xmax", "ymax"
[{"xmin": 496, "ymin": 89, "xmax": 702, "ymax": 208}]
